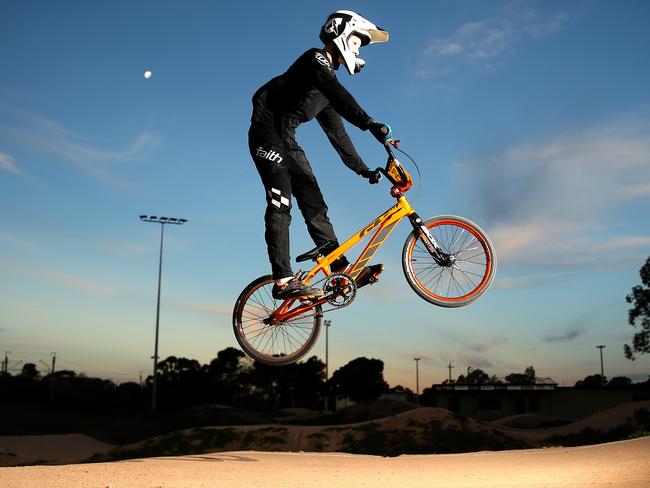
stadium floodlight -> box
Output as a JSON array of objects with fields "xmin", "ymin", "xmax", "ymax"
[{"xmin": 139, "ymin": 214, "xmax": 188, "ymax": 412}]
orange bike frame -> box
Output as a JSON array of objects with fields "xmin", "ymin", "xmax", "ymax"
[{"xmin": 271, "ymin": 194, "xmax": 416, "ymax": 323}]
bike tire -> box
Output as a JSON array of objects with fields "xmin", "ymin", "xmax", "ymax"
[
  {"xmin": 402, "ymin": 215, "xmax": 497, "ymax": 308},
  {"xmin": 232, "ymin": 275, "xmax": 323, "ymax": 366}
]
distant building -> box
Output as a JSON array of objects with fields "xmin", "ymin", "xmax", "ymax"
[{"xmin": 424, "ymin": 378, "xmax": 638, "ymax": 420}]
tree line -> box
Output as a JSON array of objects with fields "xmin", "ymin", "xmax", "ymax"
[
  {"xmin": 440, "ymin": 365, "xmax": 645, "ymax": 388},
  {"xmin": 0, "ymin": 349, "xmax": 391, "ymax": 412},
  {"xmin": 3, "ymin": 350, "xmax": 648, "ymax": 414}
]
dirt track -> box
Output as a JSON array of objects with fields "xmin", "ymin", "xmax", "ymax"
[{"xmin": 1, "ymin": 436, "xmax": 649, "ymax": 488}]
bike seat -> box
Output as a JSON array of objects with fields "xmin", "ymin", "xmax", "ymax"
[{"xmin": 296, "ymin": 239, "xmax": 338, "ymax": 263}]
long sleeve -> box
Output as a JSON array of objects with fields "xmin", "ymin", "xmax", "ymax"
[
  {"xmin": 316, "ymin": 105, "xmax": 369, "ymax": 174},
  {"xmin": 309, "ymin": 50, "xmax": 373, "ymax": 130}
]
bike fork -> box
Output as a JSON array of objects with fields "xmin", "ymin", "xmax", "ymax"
[{"xmin": 407, "ymin": 213, "xmax": 452, "ymax": 266}]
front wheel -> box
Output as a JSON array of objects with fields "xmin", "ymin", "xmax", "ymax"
[
  {"xmin": 402, "ymin": 215, "xmax": 497, "ymax": 308},
  {"xmin": 232, "ymin": 275, "xmax": 323, "ymax": 366}
]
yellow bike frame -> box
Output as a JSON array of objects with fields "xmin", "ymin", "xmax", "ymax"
[
  {"xmin": 307, "ymin": 195, "xmax": 415, "ymax": 282},
  {"xmin": 271, "ymin": 194, "xmax": 416, "ymax": 323},
  {"xmin": 267, "ymin": 143, "xmax": 427, "ymax": 323}
]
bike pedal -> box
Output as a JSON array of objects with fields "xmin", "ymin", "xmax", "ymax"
[{"xmin": 356, "ymin": 264, "xmax": 384, "ymax": 288}]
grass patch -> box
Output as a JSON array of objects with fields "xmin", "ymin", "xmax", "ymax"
[
  {"xmin": 339, "ymin": 419, "xmax": 527, "ymax": 456},
  {"xmin": 89, "ymin": 428, "xmax": 239, "ymax": 462},
  {"xmin": 544, "ymin": 424, "xmax": 636, "ymax": 447}
]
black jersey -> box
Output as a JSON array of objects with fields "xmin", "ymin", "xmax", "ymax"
[{"xmin": 251, "ymin": 48, "xmax": 372, "ymax": 175}]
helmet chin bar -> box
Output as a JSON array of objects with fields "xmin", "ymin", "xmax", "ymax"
[{"xmin": 320, "ymin": 10, "xmax": 389, "ymax": 75}]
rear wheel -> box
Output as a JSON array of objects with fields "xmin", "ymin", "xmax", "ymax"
[
  {"xmin": 402, "ymin": 215, "xmax": 496, "ymax": 307},
  {"xmin": 232, "ymin": 275, "xmax": 322, "ymax": 365}
]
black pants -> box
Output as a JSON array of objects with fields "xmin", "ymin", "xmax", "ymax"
[{"xmin": 249, "ymin": 123, "xmax": 339, "ymax": 279}]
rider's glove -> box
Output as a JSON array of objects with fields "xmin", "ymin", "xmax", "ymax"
[
  {"xmin": 360, "ymin": 168, "xmax": 382, "ymax": 184},
  {"xmin": 368, "ymin": 120, "xmax": 393, "ymax": 144}
]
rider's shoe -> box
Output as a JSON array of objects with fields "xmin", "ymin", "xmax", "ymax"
[
  {"xmin": 330, "ymin": 256, "xmax": 350, "ymax": 273},
  {"xmin": 272, "ymin": 278, "xmax": 324, "ymax": 300},
  {"xmin": 355, "ymin": 264, "xmax": 384, "ymax": 288}
]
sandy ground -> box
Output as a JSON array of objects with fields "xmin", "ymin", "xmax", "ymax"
[
  {"xmin": 0, "ymin": 434, "xmax": 113, "ymax": 466},
  {"xmin": 0, "ymin": 436, "xmax": 648, "ymax": 488}
]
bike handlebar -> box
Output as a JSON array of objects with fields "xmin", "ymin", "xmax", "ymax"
[
  {"xmin": 384, "ymin": 141, "xmax": 396, "ymax": 160},
  {"xmin": 373, "ymin": 140, "xmax": 412, "ymax": 192},
  {"xmin": 374, "ymin": 140, "xmax": 399, "ymax": 175}
]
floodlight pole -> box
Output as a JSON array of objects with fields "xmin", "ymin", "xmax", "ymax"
[
  {"xmin": 324, "ymin": 319, "xmax": 331, "ymax": 411},
  {"xmin": 597, "ymin": 345, "xmax": 606, "ymax": 385},
  {"xmin": 414, "ymin": 357, "xmax": 421, "ymax": 405},
  {"xmin": 140, "ymin": 215, "xmax": 187, "ymax": 412}
]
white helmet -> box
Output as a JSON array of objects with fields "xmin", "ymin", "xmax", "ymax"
[{"xmin": 319, "ymin": 10, "xmax": 389, "ymax": 75}]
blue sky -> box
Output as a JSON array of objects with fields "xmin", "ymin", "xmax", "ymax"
[{"xmin": 1, "ymin": 0, "xmax": 649, "ymax": 388}]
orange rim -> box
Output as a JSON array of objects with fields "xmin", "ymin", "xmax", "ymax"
[
  {"xmin": 236, "ymin": 281, "xmax": 320, "ymax": 362},
  {"xmin": 407, "ymin": 219, "xmax": 493, "ymax": 303}
]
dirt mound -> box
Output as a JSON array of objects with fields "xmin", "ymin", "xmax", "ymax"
[
  {"xmin": 492, "ymin": 414, "xmax": 571, "ymax": 429},
  {"xmin": 0, "ymin": 434, "xmax": 113, "ymax": 467},
  {"xmin": 494, "ymin": 400, "xmax": 650, "ymax": 443},
  {"xmin": 94, "ymin": 406, "xmax": 528, "ymax": 461},
  {"xmin": 330, "ymin": 400, "xmax": 418, "ymax": 422},
  {"xmin": 280, "ymin": 400, "xmax": 418, "ymax": 425},
  {"xmin": 4, "ymin": 401, "xmax": 649, "ymax": 466}
]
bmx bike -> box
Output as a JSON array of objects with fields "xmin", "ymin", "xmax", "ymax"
[{"xmin": 233, "ymin": 142, "xmax": 497, "ymax": 365}]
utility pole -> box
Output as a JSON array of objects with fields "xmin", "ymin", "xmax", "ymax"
[
  {"xmin": 49, "ymin": 352, "xmax": 56, "ymax": 401},
  {"xmin": 597, "ymin": 345, "xmax": 606, "ymax": 385},
  {"xmin": 414, "ymin": 357, "xmax": 421, "ymax": 405},
  {"xmin": 140, "ymin": 214, "xmax": 187, "ymax": 413},
  {"xmin": 324, "ymin": 319, "xmax": 331, "ymax": 411},
  {"xmin": 448, "ymin": 363, "xmax": 454, "ymax": 383}
]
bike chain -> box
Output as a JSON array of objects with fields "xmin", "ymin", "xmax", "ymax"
[
  {"xmin": 319, "ymin": 272, "xmax": 358, "ymax": 311},
  {"xmin": 272, "ymin": 272, "xmax": 357, "ymax": 326},
  {"xmin": 293, "ymin": 272, "xmax": 357, "ymax": 318}
]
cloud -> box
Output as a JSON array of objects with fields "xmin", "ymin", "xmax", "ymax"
[
  {"xmin": 175, "ymin": 301, "xmax": 232, "ymax": 316},
  {"xmin": 0, "ymin": 101, "xmax": 159, "ymax": 189},
  {"xmin": 544, "ymin": 329, "xmax": 585, "ymax": 343},
  {"xmin": 93, "ymin": 238, "xmax": 153, "ymax": 258},
  {"xmin": 0, "ymin": 259, "xmax": 115, "ymax": 297},
  {"xmin": 469, "ymin": 338, "xmax": 509, "ymax": 354},
  {"xmin": 620, "ymin": 183, "xmax": 650, "ymax": 198},
  {"xmin": 457, "ymin": 354, "xmax": 495, "ymax": 370},
  {"xmin": 496, "ymin": 272, "xmax": 585, "ymax": 289},
  {"xmin": 0, "ymin": 152, "xmax": 19, "ymax": 173},
  {"xmin": 424, "ymin": 20, "xmax": 513, "ymax": 62},
  {"xmin": 0, "ymin": 232, "xmax": 40, "ymax": 254},
  {"xmin": 0, "ymin": 152, "xmax": 29, "ymax": 179},
  {"xmin": 41, "ymin": 270, "xmax": 116, "ymax": 297},
  {"xmin": 418, "ymin": 4, "xmax": 573, "ymax": 81},
  {"xmin": 458, "ymin": 119, "xmax": 650, "ymax": 274}
]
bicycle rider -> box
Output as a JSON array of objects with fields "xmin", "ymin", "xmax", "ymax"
[{"xmin": 248, "ymin": 10, "xmax": 394, "ymax": 300}]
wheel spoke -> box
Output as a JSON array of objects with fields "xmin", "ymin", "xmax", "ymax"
[
  {"xmin": 405, "ymin": 218, "xmax": 495, "ymax": 305},
  {"xmin": 234, "ymin": 279, "xmax": 322, "ymax": 364}
]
